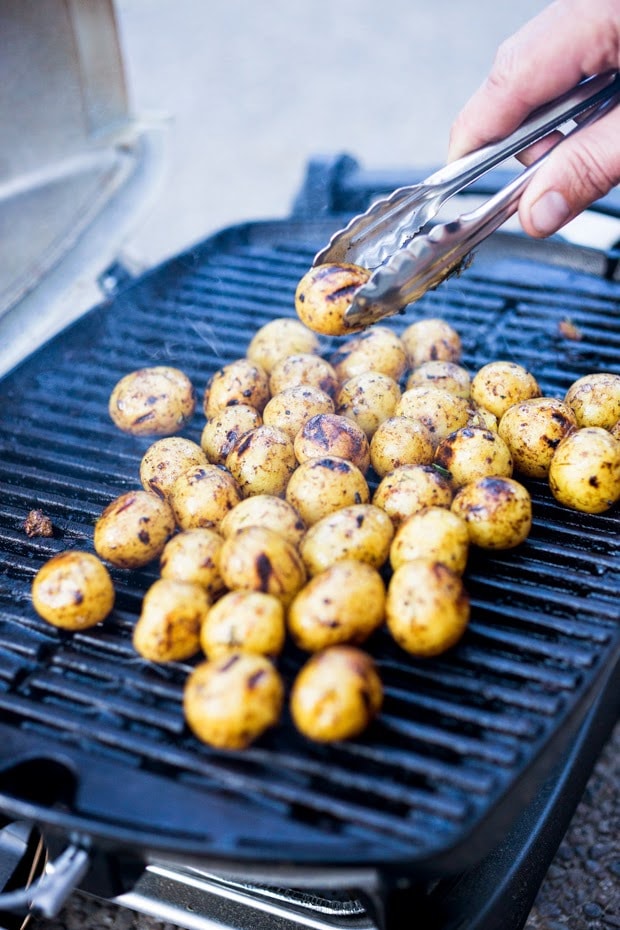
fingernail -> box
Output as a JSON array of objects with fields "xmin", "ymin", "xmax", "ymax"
[{"xmin": 529, "ymin": 191, "xmax": 571, "ymax": 236}]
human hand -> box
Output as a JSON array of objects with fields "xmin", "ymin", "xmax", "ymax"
[{"xmin": 447, "ymin": 0, "xmax": 620, "ymax": 237}]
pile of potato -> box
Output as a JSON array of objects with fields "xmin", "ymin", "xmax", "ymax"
[{"xmin": 31, "ymin": 261, "xmax": 620, "ymax": 752}]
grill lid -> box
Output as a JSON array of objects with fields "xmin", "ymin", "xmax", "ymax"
[{"xmin": 0, "ymin": 171, "xmax": 618, "ymax": 876}]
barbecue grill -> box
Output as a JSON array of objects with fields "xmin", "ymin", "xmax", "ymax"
[{"xmin": 0, "ymin": 150, "xmax": 619, "ymax": 930}]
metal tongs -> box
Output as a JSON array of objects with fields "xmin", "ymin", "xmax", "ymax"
[{"xmin": 314, "ymin": 71, "xmax": 620, "ymax": 328}]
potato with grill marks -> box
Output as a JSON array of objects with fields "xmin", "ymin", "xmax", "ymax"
[
  {"xmin": 300, "ymin": 504, "xmax": 394, "ymax": 576},
  {"xmin": 225, "ymin": 426, "xmax": 297, "ymax": 498},
  {"xmin": 203, "ymin": 358, "xmax": 270, "ymax": 419},
  {"xmin": 294, "ymin": 413, "xmax": 371, "ymax": 474},
  {"xmin": 548, "ymin": 427, "xmax": 620, "ymax": 514},
  {"xmin": 247, "ymin": 318, "xmax": 320, "ymax": 374},
  {"xmin": 369, "ymin": 416, "xmax": 435, "ymax": 477},
  {"xmin": 329, "ymin": 326, "xmax": 407, "ymax": 382},
  {"xmin": 295, "ymin": 263, "xmax": 371, "ymax": 336},
  {"xmin": 109, "ymin": 366, "xmax": 196, "ymax": 436},
  {"xmin": 200, "ymin": 404, "xmax": 262, "ymax": 465},
  {"xmin": 140, "ymin": 437, "xmax": 209, "ymax": 500},
  {"xmin": 336, "ymin": 371, "xmax": 401, "ymax": 440},
  {"xmin": 395, "ymin": 386, "xmax": 470, "ymax": 446},
  {"xmin": 32, "ymin": 551, "xmax": 115, "ymax": 630},
  {"xmin": 400, "ymin": 318, "xmax": 462, "ymax": 368},
  {"xmin": 218, "ymin": 526, "xmax": 307, "ymax": 605},
  {"xmin": 219, "ymin": 494, "xmax": 306, "ymax": 547},
  {"xmin": 564, "ymin": 372, "xmax": 620, "ymax": 429},
  {"xmin": 269, "ymin": 353, "xmax": 339, "ymax": 399},
  {"xmin": 498, "ymin": 397, "xmax": 577, "ymax": 479},
  {"xmin": 373, "ymin": 464, "xmax": 453, "ymax": 526},
  {"xmin": 133, "ymin": 578, "xmax": 209, "ymax": 662},
  {"xmin": 200, "ymin": 591, "xmax": 286, "ymax": 660},
  {"xmin": 169, "ymin": 464, "xmax": 242, "ymax": 530},
  {"xmin": 451, "ymin": 475, "xmax": 532, "ymax": 549},
  {"xmin": 389, "ymin": 507, "xmax": 469, "ymax": 575},
  {"xmin": 262, "ymin": 385, "xmax": 334, "ymax": 441},
  {"xmin": 470, "ymin": 361, "xmax": 541, "ymax": 420},
  {"xmin": 160, "ymin": 528, "xmax": 225, "ymax": 599},
  {"xmin": 94, "ymin": 490, "xmax": 176, "ymax": 568},
  {"xmin": 406, "ymin": 360, "xmax": 471, "ymax": 399},
  {"xmin": 286, "ymin": 456, "xmax": 370, "ymax": 526},
  {"xmin": 434, "ymin": 426, "xmax": 513, "ymax": 488}
]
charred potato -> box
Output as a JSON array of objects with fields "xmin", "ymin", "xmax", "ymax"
[
  {"xmin": 336, "ymin": 371, "xmax": 401, "ymax": 439},
  {"xmin": 140, "ymin": 437, "xmax": 209, "ymax": 500},
  {"xmin": 300, "ymin": 503, "xmax": 394, "ymax": 575},
  {"xmin": 564, "ymin": 372, "xmax": 620, "ymax": 429},
  {"xmin": 133, "ymin": 578, "xmax": 209, "ymax": 662},
  {"xmin": 372, "ymin": 464, "xmax": 453, "ymax": 526},
  {"xmin": 434, "ymin": 426, "xmax": 513, "ymax": 488},
  {"xmin": 400, "ymin": 318, "xmax": 462, "ymax": 368},
  {"xmin": 200, "ymin": 404, "xmax": 262, "ymax": 465},
  {"xmin": 497, "ymin": 397, "xmax": 577, "ymax": 478},
  {"xmin": 369, "ymin": 416, "xmax": 435, "ymax": 477},
  {"xmin": 389, "ymin": 506, "xmax": 469, "ymax": 575},
  {"xmin": 451, "ymin": 476, "xmax": 532, "ymax": 549},
  {"xmin": 285, "ymin": 456, "xmax": 370, "ymax": 526},
  {"xmin": 294, "ymin": 262, "xmax": 371, "ymax": 336},
  {"xmin": 218, "ymin": 526, "xmax": 306, "ymax": 605},
  {"xmin": 219, "ymin": 494, "xmax": 306, "ymax": 547},
  {"xmin": 290, "ymin": 645, "xmax": 383, "ymax": 742},
  {"xmin": 225, "ymin": 426, "xmax": 297, "ymax": 497},
  {"xmin": 406, "ymin": 360, "xmax": 471, "ymax": 398},
  {"xmin": 170, "ymin": 464, "xmax": 242, "ymax": 530},
  {"xmin": 109, "ymin": 366, "xmax": 196, "ymax": 436},
  {"xmin": 269, "ymin": 353, "xmax": 339, "ymax": 399},
  {"xmin": 203, "ymin": 358, "xmax": 270, "ymax": 419},
  {"xmin": 32, "ymin": 551, "xmax": 114, "ymax": 630},
  {"xmin": 548, "ymin": 427, "xmax": 620, "ymax": 513},
  {"xmin": 386, "ymin": 558, "xmax": 470, "ymax": 657},
  {"xmin": 262, "ymin": 385, "xmax": 334, "ymax": 440},
  {"xmin": 160, "ymin": 528, "xmax": 225, "ymax": 599},
  {"xmin": 329, "ymin": 326, "xmax": 407, "ymax": 382},
  {"xmin": 94, "ymin": 490, "xmax": 176, "ymax": 568},
  {"xmin": 247, "ymin": 318, "xmax": 320, "ymax": 373},
  {"xmin": 470, "ymin": 361, "xmax": 541, "ymax": 419},
  {"xmin": 294, "ymin": 413, "xmax": 371, "ymax": 474},
  {"xmin": 200, "ymin": 590, "xmax": 286, "ymax": 659},
  {"xmin": 184, "ymin": 653, "xmax": 284, "ymax": 749},
  {"xmin": 395, "ymin": 386, "xmax": 470, "ymax": 446}
]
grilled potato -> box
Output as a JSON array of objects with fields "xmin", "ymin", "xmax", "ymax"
[
  {"xmin": 225, "ymin": 426, "xmax": 297, "ymax": 498},
  {"xmin": 369, "ymin": 416, "xmax": 435, "ymax": 477},
  {"xmin": 269, "ymin": 353, "xmax": 339, "ymax": 399},
  {"xmin": 133, "ymin": 578, "xmax": 209, "ymax": 662},
  {"xmin": 200, "ymin": 590, "xmax": 286, "ymax": 659},
  {"xmin": 564, "ymin": 372, "xmax": 620, "ymax": 429},
  {"xmin": 140, "ymin": 437, "xmax": 209, "ymax": 500},
  {"xmin": 32, "ymin": 551, "xmax": 115, "ymax": 630},
  {"xmin": 390, "ymin": 506, "xmax": 470, "ymax": 575},
  {"xmin": 94, "ymin": 490, "xmax": 176, "ymax": 568},
  {"xmin": 200, "ymin": 404, "xmax": 263, "ymax": 465},
  {"xmin": 470, "ymin": 361, "xmax": 541, "ymax": 419},
  {"xmin": 170, "ymin": 464, "xmax": 242, "ymax": 530},
  {"xmin": 497, "ymin": 397, "xmax": 577, "ymax": 478},
  {"xmin": 373, "ymin": 464, "xmax": 453, "ymax": 526},
  {"xmin": 262, "ymin": 385, "xmax": 334, "ymax": 440},
  {"xmin": 290, "ymin": 646, "xmax": 383, "ymax": 742},
  {"xmin": 329, "ymin": 326, "xmax": 407, "ymax": 382},
  {"xmin": 294, "ymin": 413, "xmax": 371, "ymax": 474},
  {"xmin": 451, "ymin": 475, "xmax": 532, "ymax": 549},
  {"xmin": 434, "ymin": 426, "xmax": 513, "ymax": 488},
  {"xmin": 219, "ymin": 494, "xmax": 306, "ymax": 547},
  {"xmin": 285, "ymin": 455, "xmax": 370, "ymax": 526},
  {"xmin": 548, "ymin": 426, "xmax": 620, "ymax": 513},
  {"xmin": 203, "ymin": 358, "xmax": 270, "ymax": 418},
  {"xmin": 294, "ymin": 263, "xmax": 371, "ymax": 336},
  {"xmin": 109, "ymin": 366, "xmax": 196, "ymax": 436},
  {"xmin": 300, "ymin": 503, "xmax": 394, "ymax": 575},
  {"xmin": 400, "ymin": 318, "xmax": 462, "ymax": 368},
  {"xmin": 395, "ymin": 386, "xmax": 470, "ymax": 446},
  {"xmin": 218, "ymin": 525, "xmax": 306, "ymax": 605},
  {"xmin": 336, "ymin": 371, "xmax": 401, "ymax": 439},
  {"xmin": 160, "ymin": 528, "xmax": 225, "ymax": 599},
  {"xmin": 247, "ymin": 318, "xmax": 320, "ymax": 374},
  {"xmin": 406, "ymin": 360, "xmax": 471, "ymax": 398}
]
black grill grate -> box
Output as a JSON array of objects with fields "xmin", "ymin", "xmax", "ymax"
[{"xmin": 0, "ymin": 217, "xmax": 618, "ymax": 872}]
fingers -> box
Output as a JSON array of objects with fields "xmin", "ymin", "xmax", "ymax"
[{"xmin": 447, "ymin": 0, "xmax": 620, "ymax": 162}]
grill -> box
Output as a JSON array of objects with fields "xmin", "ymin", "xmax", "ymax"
[{"xmin": 0, "ymin": 156, "xmax": 619, "ymax": 930}]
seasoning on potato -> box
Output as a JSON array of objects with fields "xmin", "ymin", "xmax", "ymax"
[
  {"xmin": 262, "ymin": 385, "xmax": 334, "ymax": 440},
  {"xmin": 497, "ymin": 397, "xmax": 577, "ymax": 479},
  {"xmin": 336, "ymin": 371, "xmax": 402, "ymax": 439},
  {"xmin": 285, "ymin": 455, "xmax": 370, "ymax": 526},
  {"xmin": 406, "ymin": 360, "xmax": 472, "ymax": 398},
  {"xmin": 140, "ymin": 437, "xmax": 209, "ymax": 500},
  {"xmin": 386, "ymin": 558, "xmax": 470, "ymax": 657},
  {"xmin": 434, "ymin": 426, "xmax": 513, "ymax": 488},
  {"xmin": 564, "ymin": 372, "xmax": 620, "ymax": 429},
  {"xmin": 203, "ymin": 358, "xmax": 270, "ymax": 419},
  {"xmin": 294, "ymin": 413, "xmax": 371, "ymax": 474},
  {"xmin": 133, "ymin": 578, "xmax": 209, "ymax": 662},
  {"xmin": 470, "ymin": 361, "xmax": 541, "ymax": 420},
  {"xmin": 225, "ymin": 425, "xmax": 297, "ymax": 498},
  {"xmin": 451, "ymin": 475, "xmax": 532, "ymax": 549},
  {"xmin": 300, "ymin": 503, "xmax": 394, "ymax": 576},
  {"xmin": 295, "ymin": 262, "xmax": 371, "ymax": 336},
  {"xmin": 269, "ymin": 353, "xmax": 339, "ymax": 399},
  {"xmin": 169, "ymin": 464, "xmax": 242, "ymax": 530},
  {"xmin": 400, "ymin": 318, "xmax": 462, "ymax": 368},
  {"xmin": 288, "ymin": 560, "xmax": 386, "ymax": 652},
  {"xmin": 290, "ymin": 645, "xmax": 383, "ymax": 743},
  {"xmin": 390, "ymin": 507, "xmax": 470, "ymax": 575},
  {"xmin": 94, "ymin": 490, "xmax": 176, "ymax": 569},
  {"xmin": 247, "ymin": 317, "xmax": 320, "ymax": 374},
  {"xmin": 548, "ymin": 426, "xmax": 620, "ymax": 514},
  {"xmin": 184, "ymin": 652, "xmax": 284, "ymax": 750},
  {"xmin": 32, "ymin": 550, "xmax": 115, "ymax": 630},
  {"xmin": 219, "ymin": 494, "xmax": 306, "ymax": 548},
  {"xmin": 200, "ymin": 590, "xmax": 286, "ymax": 659},
  {"xmin": 160, "ymin": 528, "xmax": 225, "ymax": 599},
  {"xmin": 369, "ymin": 416, "xmax": 435, "ymax": 477},
  {"xmin": 372, "ymin": 464, "xmax": 453, "ymax": 526},
  {"xmin": 200, "ymin": 404, "xmax": 263, "ymax": 465},
  {"xmin": 395, "ymin": 386, "xmax": 471, "ymax": 446},
  {"xmin": 218, "ymin": 525, "xmax": 306, "ymax": 605},
  {"xmin": 329, "ymin": 326, "xmax": 407, "ymax": 382},
  {"xmin": 108, "ymin": 366, "xmax": 197, "ymax": 437}
]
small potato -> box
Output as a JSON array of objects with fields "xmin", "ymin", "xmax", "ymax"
[
  {"xmin": 220, "ymin": 494, "xmax": 306, "ymax": 548},
  {"xmin": 451, "ymin": 476, "xmax": 532, "ymax": 549},
  {"xmin": 434, "ymin": 426, "xmax": 513, "ymax": 488},
  {"xmin": 300, "ymin": 504, "xmax": 394, "ymax": 575},
  {"xmin": 219, "ymin": 526, "xmax": 307, "ymax": 605},
  {"xmin": 200, "ymin": 591, "xmax": 286, "ymax": 659},
  {"xmin": 170, "ymin": 465, "xmax": 242, "ymax": 530},
  {"xmin": 32, "ymin": 551, "xmax": 114, "ymax": 630},
  {"xmin": 564, "ymin": 372, "xmax": 620, "ymax": 429},
  {"xmin": 395, "ymin": 386, "xmax": 470, "ymax": 446},
  {"xmin": 471, "ymin": 361, "xmax": 541, "ymax": 420},
  {"xmin": 288, "ymin": 560, "xmax": 385, "ymax": 652},
  {"xmin": 94, "ymin": 490, "xmax": 176, "ymax": 568},
  {"xmin": 184, "ymin": 653, "xmax": 284, "ymax": 749},
  {"xmin": 329, "ymin": 326, "xmax": 407, "ymax": 382},
  {"xmin": 269, "ymin": 353, "xmax": 339, "ymax": 399},
  {"xmin": 467, "ymin": 405, "xmax": 499, "ymax": 432},
  {"xmin": 369, "ymin": 416, "xmax": 435, "ymax": 477},
  {"xmin": 498, "ymin": 397, "xmax": 577, "ymax": 479},
  {"xmin": 225, "ymin": 426, "xmax": 297, "ymax": 498},
  {"xmin": 262, "ymin": 385, "xmax": 334, "ymax": 440},
  {"xmin": 548, "ymin": 427, "xmax": 620, "ymax": 514},
  {"xmin": 203, "ymin": 359, "xmax": 270, "ymax": 419},
  {"xmin": 140, "ymin": 437, "xmax": 209, "ymax": 500},
  {"xmin": 285, "ymin": 456, "xmax": 370, "ymax": 526},
  {"xmin": 108, "ymin": 366, "xmax": 196, "ymax": 436},
  {"xmin": 290, "ymin": 646, "xmax": 383, "ymax": 742},
  {"xmin": 200, "ymin": 404, "xmax": 262, "ymax": 465},
  {"xmin": 390, "ymin": 507, "xmax": 469, "ymax": 574},
  {"xmin": 373, "ymin": 464, "xmax": 453, "ymax": 526},
  {"xmin": 406, "ymin": 360, "xmax": 471, "ymax": 399},
  {"xmin": 400, "ymin": 318, "xmax": 462, "ymax": 368},
  {"xmin": 247, "ymin": 318, "xmax": 320, "ymax": 374},
  {"xmin": 133, "ymin": 578, "xmax": 209, "ymax": 662},
  {"xmin": 294, "ymin": 413, "xmax": 371, "ymax": 474},
  {"xmin": 336, "ymin": 372, "xmax": 401, "ymax": 439},
  {"xmin": 295, "ymin": 263, "xmax": 371, "ymax": 336},
  {"xmin": 160, "ymin": 528, "xmax": 225, "ymax": 598},
  {"xmin": 386, "ymin": 559, "xmax": 470, "ymax": 657}
]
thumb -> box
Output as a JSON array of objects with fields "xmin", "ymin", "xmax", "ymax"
[{"xmin": 519, "ymin": 105, "xmax": 620, "ymax": 238}]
